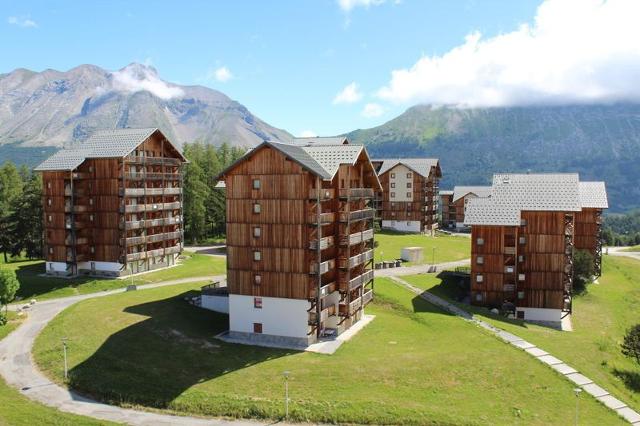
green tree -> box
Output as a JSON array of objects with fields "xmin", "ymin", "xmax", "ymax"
[
  {"xmin": 0, "ymin": 162, "xmax": 25, "ymax": 262},
  {"xmin": 0, "ymin": 269, "xmax": 19, "ymax": 323},
  {"xmin": 183, "ymin": 160, "xmax": 208, "ymax": 243},
  {"xmin": 9, "ymin": 171, "xmax": 43, "ymax": 259},
  {"xmin": 573, "ymin": 249, "xmax": 595, "ymax": 293},
  {"xmin": 621, "ymin": 324, "xmax": 640, "ymax": 366}
]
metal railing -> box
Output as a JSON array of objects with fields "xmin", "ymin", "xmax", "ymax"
[
  {"xmin": 123, "ymin": 187, "xmax": 182, "ymax": 196},
  {"xmin": 338, "ymin": 249, "xmax": 374, "ymax": 269},
  {"xmin": 338, "ymin": 208, "xmax": 375, "ymax": 223},
  {"xmin": 338, "ymin": 188, "xmax": 374, "ymax": 199},
  {"xmin": 339, "ymin": 269, "xmax": 374, "ymax": 292},
  {"xmin": 123, "ymin": 201, "xmax": 181, "ymax": 213},
  {"xmin": 340, "ymin": 228, "xmax": 374, "ymax": 246},
  {"xmin": 309, "ymin": 236, "xmax": 335, "ymax": 250},
  {"xmin": 308, "ymin": 212, "xmax": 335, "ymax": 225},
  {"xmin": 362, "ymin": 289, "xmax": 374, "ymax": 306},
  {"xmin": 125, "ymin": 244, "xmax": 181, "ymax": 261},
  {"xmin": 310, "ymin": 259, "xmax": 335, "ymax": 274},
  {"xmin": 124, "ymin": 216, "xmax": 181, "ymax": 230}
]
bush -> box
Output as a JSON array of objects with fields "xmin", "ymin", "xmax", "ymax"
[
  {"xmin": 622, "ymin": 324, "xmax": 640, "ymax": 366},
  {"xmin": 0, "ymin": 269, "xmax": 20, "ymax": 312},
  {"xmin": 0, "ymin": 312, "xmax": 6, "ymax": 326},
  {"xmin": 573, "ymin": 249, "xmax": 595, "ymax": 294}
]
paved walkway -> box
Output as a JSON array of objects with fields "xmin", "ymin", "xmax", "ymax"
[
  {"xmin": 374, "ymin": 258, "xmax": 470, "ymax": 277},
  {"xmin": 0, "ymin": 275, "xmax": 290, "ymax": 425},
  {"xmin": 607, "ymin": 246, "xmax": 640, "ymax": 262},
  {"xmin": 389, "ymin": 276, "xmax": 640, "ymax": 425}
]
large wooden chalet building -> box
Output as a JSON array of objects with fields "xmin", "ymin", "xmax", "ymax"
[
  {"xmin": 465, "ymin": 174, "xmax": 607, "ymax": 325},
  {"xmin": 439, "ymin": 186, "xmax": 492, "ymax": 229},
  {"xmin": 35, "ymin": 128, "xmax": 186, "ymax": 277},
  {"xmin": 372, "ymin": 159, "xmax": 442, "ymax": 233},
  {"xmin": 216, "ymin": 137, "xmax": 381, "ymax": 347}
]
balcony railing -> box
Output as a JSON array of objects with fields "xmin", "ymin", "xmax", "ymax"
[
  {"xmin": 125, "ymin": 231, "xmax": 182, "ymax": 245},
  {"xmin": 310, "ymin": 281, "xmax": 337, "ymax": 299},
  {"xmin": 125, "ymin": 156, "xmax": 182, "ymax": 165},
  {"xmin": 310, "ymin": 259, "xmax": 335, "ymax": 275},
  {"xmin": 339, "ymin": 269, "xmax": 374, "ymax": 292},
  {"xmin": 338, "ymin": 208, "xmax": 375, "ymax": 223},
  {"xmin": 339, "ymin": 229, "xmax": 374, "ymax": 246},
  {"xmin": 308, "ymin": 212, "xmax": 335, "ymax": 225},
  {"xmin": 125, "ymin": 172, "xmax": 181, "ymax": 180},
  {"xmin": 338, "ymin": 249, "xmax": 374, "ymax": 269},
  {"xmin": 339, "ymin": 296, "xmax": 362, "ymax": 316},
  {"xmin": 308, "ymin": 304, "xmax": 337, "ymax": 324},
  {"xmin": 124, "ymin": 216, "xmax": 182, "ymax": 230},
  {"xmin": 362, "ymin": 289, "xmax": 374, "ymax": 306},
  {"xmin": 122, "ymin": 201, "xmax": 181, "ymax": 213},
  {"xmin": 123, "ymin": 187, "xmax": 182, "ymax": 196},
  {"xmin": 309, "ymin": 236, "xmax": 335, "ymax": 250},
  {"xmin": 338, "ymin": 188, "xmax": 374, "ymax": 199},
  {"xmin": 308, "ymin": 188, "xmax": 335, "ymax": 200},
  {"xmin": 125, "ymin": 244, "xmax": 181, "ymax": 261}
]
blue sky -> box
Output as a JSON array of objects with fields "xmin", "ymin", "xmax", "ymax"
[{"xmin": 4, "ymin": 0, "xmax": 628, "ymax": 137}]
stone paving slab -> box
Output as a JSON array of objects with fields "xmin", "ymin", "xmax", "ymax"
[
  {"xmin": 583, "ymin": 383, "xmax": 609, "ymax": 398},
  {"xmin": 537, "ymin": 354, "xmax": 563, "ymax": 366},
  {"xmin": 510, "ymin": 339, "xmax": 535, "ymax": 349},
  {"xmin": 598, "ymin": 395, "xmax": 627, "ymax": 411},
  {"xmin": 550, "ymin": 363, "xmax": 577, "ymax": 375},
  {"xmin": 495, "ymin": 331, "xmax": 522, "ymax": 343},
  {"xmin": 525, "ymin": 347, "xmax": 548, "ymax": 357},
  {"xmin": 617, "ymin": 407, "xmax": 640, "ymax": 424},
  {"xmin": 565, "ymin": 373, "xmax": 593, "ymax": 386}
]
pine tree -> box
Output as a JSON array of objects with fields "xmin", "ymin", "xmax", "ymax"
[
  {"xmin": 0, "ymin": 162, "xmax": 24, "ymax": 263},
  {"xmin": 8, "ymin": 171, "xmax": 43, "ymax": 259}
]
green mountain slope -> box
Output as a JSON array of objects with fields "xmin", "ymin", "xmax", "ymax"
[{"xmin": 347, "ymin": 104, "xmax": 640, "ymax": 212}]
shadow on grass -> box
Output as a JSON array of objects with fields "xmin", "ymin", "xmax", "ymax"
[
  {"xmin": 13, "ymin": 261, "xmax": 98, "ymax": 300},
  {"xmin": 613, "ymin": 368, "xmax": 640, "ymax": 392},
  {"xmin": 67, "ymin": 290, "xmax": 295, "ymax": 409}
]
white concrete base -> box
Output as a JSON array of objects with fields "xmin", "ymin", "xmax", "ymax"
[
  {"xmin": 201, "ymin": 295, "xmax": 229, "ymax": 314},
  {"xmin": 382, "ymin": 220, "xmax": 421, "ymax": 233},
  {"xmin": 516, "ymin": 307, "xmax": 562, "ymax": 323}
]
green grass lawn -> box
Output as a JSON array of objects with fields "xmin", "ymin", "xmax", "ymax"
[
  {"xmin": 401, "ymin": 255, "xmax": 640, "ymax": 413},
  {"xmin": 1, "ymin": 252, "xmax": 225, "ymax": 302},
  {"xmin": 375, "ymin": 230, "xmax": 470, "ymax": 265},
  {"xmin": 33, "ymin": 280, "xmax": 623, "ymax": 424}
]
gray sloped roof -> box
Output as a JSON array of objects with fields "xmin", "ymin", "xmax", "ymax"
[
  {"xmin": 35, "ymin": 128, "xmax": 185, "ymax": 171},
  {"xmin": 374, "ymin": 158, "xmax": 440, "ymax": 178},
  {"xmin": 290, "ymin": 136, "xmax": 349, "ymax": 146},
  {"xmin": 464, "ymin": 197, "xmax": 521, "ymax": 226},
  {"xmin": 453, "ymin": 185, "xmax": 492, "ymax": 202},
  {"xmin": 579, "ymin": 181, "xmax": 608, "ymax": 208}
]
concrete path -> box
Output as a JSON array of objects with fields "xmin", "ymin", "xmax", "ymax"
[
  {"xmin": 185, "ymin": 245, "xmax": 227, "ymax": 258},
  {"xmin": 606, "ymin": 246, "xmax": 640, "ymax": 262},
  {"xmin": 0, "ymin": 275, "xmax": 291, "ymax": 425},
  {"xmin": 374, "ymin": 258, "xmax": 470, "ymax": 277},
  {"xmin": 389, "ymin": 276, "xmax": 640, "ymax": 425}
]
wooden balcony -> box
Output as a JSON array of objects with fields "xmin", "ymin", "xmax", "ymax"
[
  {"xmin": 339, "ymin": 269, "xmax": 374, "ymax": 292},
  {"xmin": 308, "ymin": 188, "xmax": 335, "ymax": 200},
  {"xmin": 308, "ymin": 212, "xmax": 335, "ymax": 225},
  {"xmin": 124, "ymin": 216, "xmax": 181, "ymax": 230},
  {"xmin": 310, "ymin": 281, "xmax": 337, "ymax": 298},
  {"xmin": 125, "ymin": 172, "xmax": 181, "ymax": 181},
  {"xmin": 338, "ymin": 249, "xmax": 374, "ymax": 269},
  {"xmin": 123, "ymin": 187, "xmax": 182, "ymax": 196},
  {"xmin": 339, "ymin": 229, "xmax": 374, "ymax": 246},
  {"xmin": 338, "ymin": 208, "xmax": 375, "ymax": 223},
  {"xmin": 362, "ymin": 288, "xmax": 373, "ymax": 306},
  {"xmin": 122, "ymin": 201, "xmax": 181, "ymax": 213},
  {"xmin": 125, "ymin": 244, "xmax": 181, "ymax": 261},
  {"xmin": 310, "ymin": 259, "xmax": 335, "ymax": 274},
  {"xmin": 125, "ymin": 231, "xmax": 182, "ymax": 245},
  {"xmin": 504, "ymin": 246, "xmax": 516, "ymax": 255},
  {"xmin": 338, "ymin": 188, "xmax": 374, "ymax": 199},
  {"xmin": 309, "ymin": 236, "xmax": 335, "ymax": 250},
  {"xmin": 125, "ymin": 156, "xmax": 182, "ymax": 165},
  {"xmin": 308, "ymin": 304, "xmax": 337, "ymax": 324},
  {"xmin": 339, "ymin": 296, "xmax": 362, "ymax": 316}
]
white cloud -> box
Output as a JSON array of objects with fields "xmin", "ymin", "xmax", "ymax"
[
  {"xmin": 213, "ymin": 66, "xmax": 233, "ymax": 82},
  {"xmin": 333, "ymin": 82, "xmax": 363, "ymax": 104},
  {"xmin": 111, "ymin": 63, "xmax": 184, "ymax": 100},
  {"xmin": 362, "ymin": 103, "xmax": 385, "ymax": 118},
  {"xmin": 7, "ymin": 16, "xmax": 37, "ymax": 28},
  {"xmin": 377, "ymin": 0, "xmax": 640, "ymax": 107},
  {"xmin": 299, "ymin": 130, "xmax": 318, "ymax": 137},
  {"xmin": 337, "ymin": 0, "xmax": 385, "ymax": 12}
]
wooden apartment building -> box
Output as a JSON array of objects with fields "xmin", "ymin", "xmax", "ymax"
[
  {"xmin": 216, "ymin": 137, "xmax": 381, "ymax": 347},
  {"xmin": 372, "ymin": 159, "xmax": 442, "ymax": 233},
  {"xmin": 35, "ymin": 128, "xmax": 186, "ymax": 277},
  {"xmin": 464, "ymin": 174, "xmax": 607, "ymax": 325},
  {"xmin": 439, "ymin": 186, "xmax": 492, "ymax": 229}
]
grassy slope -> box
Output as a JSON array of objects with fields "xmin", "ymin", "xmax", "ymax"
[
  {"xmin": 402, "ymin": 255, "xmax": 640, "ymax": 412},
  {"xmin": 1, "ymin": 252, "xmax": 225, "ymax": 302},
  {"xmin": 33, "ymin": 280, "xmax": 622, "ymax": 424},
  {"xmin": 621, "ymin": 244, "xmax": 640, "ymax": 252},
  {"xmin": 375, "ymin": 231, "xmax": 470, "ymax": 265}
]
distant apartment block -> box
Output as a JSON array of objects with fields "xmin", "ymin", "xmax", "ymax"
[
  {"xmin": 465, "ymin": 174, "xmax": 607, "ymax": 325},
  {"xmin": 215, "ymin": 137, "xmax": 381, "ymax": 347},
  {"xmin": 35, "ymin": 128, "xmax": 186, "ymax": 277},
  {"xmin": 372, "ymin": 159, "xmax": 441, "ymax": 233},
  {"xmin": 439, "ymin": 186, "xmax": 492, "ymax": 229}
]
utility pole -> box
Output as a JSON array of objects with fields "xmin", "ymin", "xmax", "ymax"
[
  {"xmin": 62, "ymin": 338, "xmax": 68, "ymax": 380},
  {"xmin": 574, "ymin": 387, "xmax": 582, "ymax": 425},
  {"xmin": 283, "ymin": 370, "xmax": 290, "ymax": 419}
]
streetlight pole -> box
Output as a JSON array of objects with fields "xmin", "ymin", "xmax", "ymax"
[
  {"xmin": 432, "ymin": 247, "xmax": 436, "ymax": 265},
  {"xmin": 62, "ymin": 338, "xmax": 68, "ymax": 380},
  {"xmin": 574, "ymin": 387, "xmax": 582, "ymax": 426},
  {"xmin": 283, "ymin": 371, "xmax": 290, "ymax": 419}
]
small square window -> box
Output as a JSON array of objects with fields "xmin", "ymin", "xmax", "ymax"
[
  {"xmin": 406, "ymin": 221, "xmax": 411, "ymax": 226},
  {"xmin": 89, "ymin": 166, "xmax": 94, "ymax": 173},
  {"xmin": 254, "ymin": 274, "xmax": 262, "ymax": 285},
  {"xmin": 89, "ymin": 214, "xmax": 94, "ymax": 222},
  {"xmin": 253, "ymin": 250, "xmax": 262, "ymax": 261},
  {"xmin": 407, "ymin": 172, "xmax": 412, "ymax": 179},
  {"xmin": 406, "ymin": 182, "xmax": 412, "ymax": 188},
  {"xmin": 253, "ymin": 323, "xmax": 263, "ymax": 333},
  {"xmin": 520, "ymin": 219, "xmax": 527, "ymax": 226},
  {"xmin": 477, "ymin": 237, "xmax": 484, "ymax": 246},
  {"xmin": 406, "ymin": 192, "xmax": 411, "ymax": 198},
  {"xmin": 407, "ymin": 204, "xmax": 412, "ymax": 211},
  {"xmin": 391, "ymin": 182, "xmax": 396, "ymax": 188},
  {"xmin": 517, "ymin": 310, "xmax": 525, "ymax": 319},
  {"xmin": 476, "ymin": 256, "xmax": 484, "ymax": 265},
  {"xmin": 252, "ymin": 179, "xmax": 261, "ymax": 190},
  {"xmin": 391, "ymin": 212, "xmax": 396, "ymax": 217},
  {"xmin": 47, "ymin": 198, "xmax": 52, "ymax": 206},
  {"xmin": 253, "ymin": 203, "xmax": 261, "ymax": 214},
  {"xmin": 391, "ymin": 202, "xmax": 395, "ymax": 208},
  {"xmin": 476, "ymin": 274, "xmax": 484, "ymax": 283},
  {"xmin": 47, "ymin": 182, "xmax": 51, "ymax": 189},
  {"xmin": 391, "ymin": 192, "xmax": 396, "ymax": 198},
  {"xmin": 48, "ymin": 215, "xmax": 52, "ymax": 222},
  {"xmin": 518, "ymin": 255, "xmax": 525, "ymax": 263},
  {"xmin": 390, "ymin": 173, "xmax": 395, "ymax": 178},
  {"xmin": 517, "ymin": 291, "xmax": 525, "ymax": 300},
  {"xmin": 89, "ymin": 198, "xmax": 94, "ymax": 206},
  {"xmin": 475, "ymin": 293, "xmax": 483, "ymax": 302},
  {"xmin": 253, "ymin": 226, "xmax": 261, "ymax": 238},
  {"xmin": 254, "ymin": 297, "xmax": 262, "ymax": 309},
  {"xmin": 505, "ymin": 266, "xmax": 514, "ymax": 273},
  {"xmin": 519, "ymin": 236, "xmax": 526, "ymax": 245},
  {"xmin": 518, "ymin": 273, "xmax": 525, "ymax": 281},
  {"xmin": 90, "ymin": 246, "xmax": 95, "ymax": 254},
  {"xmin": 48, "ymin": 247, "xmax": 54, "ymax": 254}
]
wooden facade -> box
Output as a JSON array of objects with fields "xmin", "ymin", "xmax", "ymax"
[
  {"xmin": 40, "ymin": 129, "xmax": 185, "ymax": 276},
  {"xmin": 439, "ymin": 191, "xmax": 455, "ymax": 228},
  {"xmin": 221, "ymin": 142, "xmax": 380, "ymax": 340},
  {"xmin": 574, "ymin": 207, "xmax": 604, "ymax": 276}
]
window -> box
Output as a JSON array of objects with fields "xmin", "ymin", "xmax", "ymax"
[
  {"xmin": 47, "ymin": 198, "xmax": 52, "ymax": 206},
  {"xmin": 519, "ymin": 236, "xmax": 526, "ymax": 245},
  {"xmin": 391, "ymin": 182, "xmax": 396, "ymax": 188},
  {"xmin": 505, "ymin": 266, "xmax": 514, "ymax": 273},
  {"xmin": 517, "ymin": 310, "xmax": 525, "ymax": 319},
  {"xmin": 475, "ymin": 293, "xmax": 483, "ymax": 302},
  {"xmin": 253, "ymin": 250, "xmax": 262, "ymax": 261},
  {"xmin": 253, "ymin": 323, "xmax": 263, "ymax": 333},
  {"xmin": 89, "ymin": 198, "xmax": 94, "ymax": 206},
  {"xmin": 390, "ymin": 173, "xmax": 395, "ymax": 178},
  {"xmin": 407, "ymin": 204, "xmax": 412, "ymax": 211},
  {"xmin": 391, "ymin": 192, "xmax": 396, "ymax": 198},
  {"xmin": 518, "ymin": 255, "xmax": 525, "ymax": 263},
  {"xmin": 48, "ymin": 247, "xmax": 53, "ymax": 254},
  {"xmin": 253, "ymin": 226, "xmax": 261, "ymax": 238},
  {"xmin": 517, "ymin": 291, "xmax": 525, "ymax": 300},
  {"xmin": 90, "ymin": 246, "xmax": 95, "ymax": 254},
  {"xmin": 252, "ymin": 179, "xmax": 261, "ymax": 190},
  {"xmin": 477, "ymin": 237, "xmax": 485, "ymax": 246},
  {"xmin": 520, "ymin": 219, "xmax": 527, "ymax": 226},
  {"xmin": 476, "ymin": 256, "xmax": 484, "ymax": 265},
  {"xmin": 407, "ymin": 222, "xmax": 411, "ymax": 226},
  {"xmin": 48, "ymin": 215, "xmax": 52, "ymax": 222},
  {"xmin": 254, "ymin": 297, "xmax": 262, "ymax": 309},
  {"xmin": 89, "ymin": 166, "xmax": 93, "ymax": 173},
  {"xmin": 518, "ymin": 273, "xmax": 525, "ymax": 281},
  {"xmin": 89, "ymin": 214, "xmax": 94, "ymax": 222},
  {"xmin": 391, "ymin": 212, "xmax": 395, "ymax": 217},
  {"xmin": 406, "ymin": 192, "xmax": 412, "ymax": 198},
  {"xmin": 476, "ymin": 274, "xmax": 484, "ymax": 283},
  {"xmin": 406, "ymin": 182, "xmax": 412, "ymax": 188},
  {"xmin": 391, "ymin": 202, "xmax": 395, "ymax": 208},
  {"xmin": 254, "ymin": 274, "xmax": 262, "ymax": 285},
  {"xmin": 407, "ymin": 172, "xmax": 412, "ymax": 179},
  {"xmin": 253, "ymin": 203, "xmax": 261, "ymax": 214},
  {"xmin": 47, "ymin": 182, "xmax": 51, "ymax": 189}
]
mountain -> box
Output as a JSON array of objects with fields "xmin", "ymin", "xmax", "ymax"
[
  {"xmin": 0, "ymin": 63, "xmax": 290, "ymax": 166},
  {"xmin": 347, "ymin": 104, "xmax": 640, "ymax": 212}
]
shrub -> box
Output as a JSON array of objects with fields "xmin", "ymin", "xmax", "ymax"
[
  {"xmin": 0, "ymin": 269, "xmax": 20, "ymax": 313},
  {"xmin": 573, "ymin": 249, "xmax": 595, "ymax": 294},
  {"xmin": 621, "ymin": 324, "xmax": 640, "ymax": 366},
  {"xmin": 0, "ymin": 312, "xmax": 6, "ymax": 326}
]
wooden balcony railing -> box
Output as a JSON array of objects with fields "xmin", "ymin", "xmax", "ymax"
[
  {"xmin": 310, "ymin": 259, "xmax": 335, "ymax": 275},
  {"xmin": 308, "ymin": 304, "xmax": 337, "ymax": 324},
  {"xmin": 123, "ymin": 187, "xmax": 182, "ymax": 196},
  {"xmin": 126, "ymin": 231, "xmax": 182, "ymax": 245},
  {"xmin": 338, "ymin": 188, "xmax": 374, "ymax": 199},
  {"xmin": 122, "ymin": 201, "xmax": 181, "ymax": 213},
  {"xmin": 362, "ymin": 289, "xmax": 374, "ymax": 306},
  {"xmin": 338, "ymin": 208, "xmax": 375, "ymax": 223},
  {"xmin": 125, "ymin": 244, "xmax": 181, "ymax": 261},
  {"xmin": 338, "ymin": 249, "xmax": 374, "ymax": 269},
  {"xmin": 309, "ymin": 236, "xmax": 335, "ymax": 250},
  {"xmin": 308, "ymin": 212, "xmax": 335, "ymax": 225},
  {"xmin": 124, "ymin": 216, "xmax": 182, "ymax": 230},
  {"xmin": 339, "ymin": 296, "xmax": 362, "ymax": 316},
  {"xmin": 308, "ymin": 188, "xmax": 335, "ymax": 200},
  {"xmin": 310, "ymin": 281, "xmax": 337, "ymax": 299},
  {"xmin": 339, "ymin": 269, "xmax": 374, "ymax": 292},
  {"xmin": 339, "ymin": 229, "xmax": 374, "ymax": 246},
  {"xmin": 125, "ymin": 172, "xmax": 181, "ymax": 180},
  {"xmin": 125, "ymin": 156, "xmax": 182, "ymax": 165}
]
